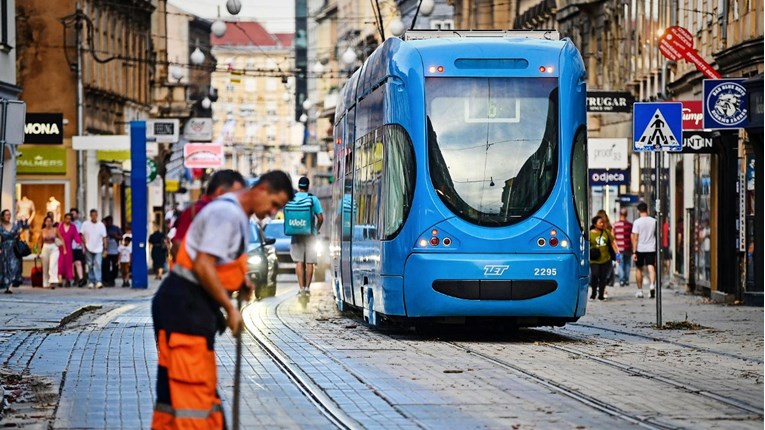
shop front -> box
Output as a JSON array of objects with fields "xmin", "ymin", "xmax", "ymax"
[
  {"xmin": 15, "ymin": 145, "xmax": 75, "ymax": 257},
  {"xmin": 743, "ymin": 75, "xmax": 763, "ymax": 305}
]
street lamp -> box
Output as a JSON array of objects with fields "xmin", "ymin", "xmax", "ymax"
[
  {"xmin": 419, "ymin": 0, "xmax": 435, "ymax": 16},
  {"xmin": 312, "ymin": 61, "xmax": 325, "ymax": 75},
  {"xmin": 190, "ymin": 47, "xmax": 205, "ymax": 66},
  {"xmin": 302, "ymin": 98, "xmax": 313, "ymax": 111},
  {"xmin": 226, "ymin": 0, "xmax": 242, "ymax": 15},
  {"xmin": 341, "ymin": 47, "xmax": 357, "ymax": 66},
  {"xmin": 389, "ymin": 18, "xmax": 405, "ymax": 37},
  {"xmin": 211, "ymin": 19, "xmax": 227, "ymax": 38},
  {"xmin": 201, "ymin": 97, "xmax": 212, "ymax": 109}
]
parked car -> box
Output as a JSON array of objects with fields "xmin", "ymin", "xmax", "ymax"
[
  {"xmin": 263, "ymin": 219, "xmax": 329, "ymax": 282},
  {"xmin": 247, "ymin": 221, "xmax": 278, "ymax": 298}
]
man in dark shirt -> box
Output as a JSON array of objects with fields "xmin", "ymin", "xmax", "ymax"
[
  {"xmin": 103, "ymin": 216, "xmax": 122, "ymax": 287},
  {"xmin": 170, "ymin": 169, "xmax": 246, "ymax": 260},
  {"xmin": 612, "ymin": 208, "xmax": 633, "ymax": 287}
]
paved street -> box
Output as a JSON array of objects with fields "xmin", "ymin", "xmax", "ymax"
[{"xmin": 0, "ymin": 276, "xmax": 760, "ymax": 429}]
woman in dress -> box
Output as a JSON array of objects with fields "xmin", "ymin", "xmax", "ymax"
[
  {"xmin": 0, "ymin": 210, "xmax": 21, "ymax": 294},
  {"xmin": 37, "ymin": 215, "xmax": 64, "ymax": 289},
  {"xmin": 58, "ymin": 213, "xmax": 81, "ymax": 288},
  {"xmin": 149, "ymin": 224, "xmax": 167, "ymax": 280}
]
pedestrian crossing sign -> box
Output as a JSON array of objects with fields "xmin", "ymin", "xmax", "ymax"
[{"xmin": 633, "ymin": 102, "xmax": 683, "ymax": 152}]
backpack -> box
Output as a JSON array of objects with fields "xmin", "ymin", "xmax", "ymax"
[{"xmin": 283, "ymin": 194, "xmax": 315, "ymax": 236}]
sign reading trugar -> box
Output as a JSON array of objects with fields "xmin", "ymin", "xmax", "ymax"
[
  {"xmin": 25, "ymin": 113, "xmax": 63, "ymax": 144},
  {"xmin": 586, "ymin": 92, "xmax": 634, "ymax": 113}
]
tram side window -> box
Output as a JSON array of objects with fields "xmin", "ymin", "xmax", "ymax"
[
  {"xmin": 571, "ymin": 127, "xmax": 588, "ymax": 233},
  {"xmin": 383, "ymin": 124, "xmax": 416, "ymax": 239}
]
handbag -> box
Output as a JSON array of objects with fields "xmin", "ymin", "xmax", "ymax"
[
  {"xmin": 54, "ymin": 238, "xmax": 63, "ymax": 247},
  {"xmin": 13, "ymin": 240, "xmax": 31, "ymax": 259},
  {"xmin": 607, "ymin": 232, "xmax": 617, "ymax": 261}
]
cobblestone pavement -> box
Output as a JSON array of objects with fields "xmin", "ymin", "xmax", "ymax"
[{"xmin": 0, "ymin": 277, "xmax": 761, "ymax": 429}]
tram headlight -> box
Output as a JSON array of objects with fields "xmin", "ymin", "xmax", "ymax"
[
  {"xmin": 419, "ymin": 239, "xmax": 428, "ymax": 247},
  {"xmin": 560, "ymin": 240, "xmax": 569, "ymax": 248}
]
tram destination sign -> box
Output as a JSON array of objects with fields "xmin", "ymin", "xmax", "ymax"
[{"xmin": 586, "ymin": 92, "xmax": 634, "ymax": 113}]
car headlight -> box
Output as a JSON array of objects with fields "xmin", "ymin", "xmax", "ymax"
[{"xmin": 248, "ymin": 255, "xmax": 263, "ymax": 265}]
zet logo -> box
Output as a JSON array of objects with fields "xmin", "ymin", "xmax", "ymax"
[
  {"xmin": 483, "ymin": 265, "xmax": 509, "ymax": 276},
  {"xmin": 707, "ymin": 82, "xmax": 748, "ymax": 126}
]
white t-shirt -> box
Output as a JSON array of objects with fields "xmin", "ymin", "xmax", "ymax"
[
  {"xmin": 632, "ymin": 215, "xmax": 657, "ymax": 253},
  {"xmin": 118, "ymin": 245, "xmax": 132, "ymax": 263},
  {"xmin": 81, "ymin": 220, "xmax": 107, "ymax": 253},
  {"xmin": 184, "ymin": 194, "xmax": 249, "ymax": 264}
]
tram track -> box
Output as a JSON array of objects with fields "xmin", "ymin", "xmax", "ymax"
[
  {"xmin": 243, "ymin": 288, "xmax": 430, "ymax": 430},
  {"xmin": 541, "ymin": 341, "xmax": 763, "ymax": 416},
  {"xmin": 444, "ymin": 341, "xmax": 683, "ymax": 430},
  {"xmin": 243, "ymin": 291, "xmax": 362, "ymax": 430},
  {"xmin": 567, "ymin": 323, "xmax": 764, "ymax": 364}
]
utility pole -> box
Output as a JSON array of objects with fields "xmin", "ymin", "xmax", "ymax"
[{"xmin": 75, "ymin": 2, "xmax": 85, "ymax": 212}]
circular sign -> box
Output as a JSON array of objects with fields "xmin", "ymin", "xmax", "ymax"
[
  {"xmin": 706, "ymin": 81, "xmax": 748, "ymax": 127},
  {"xmin": 147, "ymin": 159, "xmax": 158, "ymax": 183}
]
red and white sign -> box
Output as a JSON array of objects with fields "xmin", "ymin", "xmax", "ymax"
[
  {"xmin": 681, "ymin": 100, "xmax": 704, "ymax": 130},
  {"xmin": 659, "ymin": 26, "xmax": 721, "ymax": 79},
  {"xmin": 183, "ymin": 143, "xmax": 224, "ymax": 168}
]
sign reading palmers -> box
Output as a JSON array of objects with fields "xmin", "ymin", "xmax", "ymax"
[{"xmin": 16, "ymin": 147, "xmax": 67, "ymax": 174}]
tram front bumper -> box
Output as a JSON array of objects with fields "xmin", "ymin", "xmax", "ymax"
[{"xmin": 403, "ymin": 252, "xmax": 584, "ymax": 318}]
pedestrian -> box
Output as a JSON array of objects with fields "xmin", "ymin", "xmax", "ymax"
[
  {"xmin": 103, "ymin": 216, "xmax": 122, "ymax": 287},
  {"xmin": 118, "ymin": 237, "xmax": 132, "ymax": 287},
  {"xmin": 69, "ymin": 208, "xmax": 87, "ymax": 287},
  {"xmin": 57, "ymin": 213, "xmax": 81, "ymax": 288},
  {"xmin": 596, "ymin": 209, "xmax": 617, "ymax": 295},
  {"xmin": 81, "ymin": 209, "xmax": 107, "ymax": 289},
  {"xmin": 0, "ymin": 210, "xmax": 22, "ymax": 294},
  {"xmin": 37, "ymin": 215, "xmax": 63, "ymax": 289},
  {"xmin": 632, "ymin": 201, "xmax": 657, "ymax": 298},
  {"xmin": 170, "ymin": 169, "xmax": 246, "ymax": 260},
  {"xmin": 589, "ymin": 215, "xmax": 618, "ymax": 301},
  {"xmin": 151, "ymin": 170, "xmax": 293, "ymax": 429},
  {"xmin": 661, "ymin": 216, "xmax": 671, "ymax": 285},
  {"xmin": 149, "ymin": 224, "xmax": 167, "ymax": 280},
  {"xmin": 612, "ymin": 207, "xmax": 633, "ymax": 287},
  {"xmin": 289, "ymin": 176, "xmax": 324, "ymax": 294}
]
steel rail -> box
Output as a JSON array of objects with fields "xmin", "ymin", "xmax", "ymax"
[
  {"xmin": 243, "ymin": 292, "xmax": 362, "ymax": 430},
  {"xmin": 446, "ymin": 341, "xmax": 682, "ymax": 430}
]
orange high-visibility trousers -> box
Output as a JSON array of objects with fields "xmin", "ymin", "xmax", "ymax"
[{"xmin": 152, "ymin": 329, "xmax": 224, "ymax": 430}]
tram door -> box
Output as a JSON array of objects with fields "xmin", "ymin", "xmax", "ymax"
[{"xmin": 340, "ymin": 115, "xmax": 356, "ymax": 306}]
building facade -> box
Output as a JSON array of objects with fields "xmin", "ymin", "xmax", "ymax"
[
  {"xmin": 210, "ymin": 21, "xmax": 300, "ymax": 178},
  {"xmin": 0, "ymin": 0, "xmax": 22, "ymax": 217},
  {"xmin": 16, "ymin": 0, "xmax": 155, "ymax": 237}
]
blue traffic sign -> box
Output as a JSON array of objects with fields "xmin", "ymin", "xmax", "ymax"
[
  {"xmin": 633, "ymin": 102, "xmax": 683, "ymax": 152},
  {"xmin": 703, "ymin": 79, "xmax": 748, "ymax": 129}
]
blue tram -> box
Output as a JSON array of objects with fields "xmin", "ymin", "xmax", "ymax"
[{"xmin": 330, "ymin": 30, "xmax": 588, "ymax": 326}]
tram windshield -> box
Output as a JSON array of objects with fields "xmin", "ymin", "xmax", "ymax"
[{"xmin": 426, "ymin": 77, "xmax": 558, "ymax": 226}]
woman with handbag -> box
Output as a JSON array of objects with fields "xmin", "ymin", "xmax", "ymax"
[
  {"xmin": 58, "ymin": 213, "xmax": 81, "ymax": 288},
  {"xmin": 0, "ymin": 210, "xmax": 22, "ymax": 294},
  {"xmin": 37, "ymin": 215, "xmax": 64, "ymax": 289},
  {"xmin": 589, "ymin": 215, "xmax": 619, "ymax": 301}
]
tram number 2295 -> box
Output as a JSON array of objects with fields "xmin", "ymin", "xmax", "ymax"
[{"xmin": 533, "ymin": 268, "xmax": 557, "ymax": 276}]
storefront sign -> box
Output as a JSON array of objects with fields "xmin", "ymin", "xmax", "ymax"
[
  {"xmin": 589, "ymin": 169, "xmax": 630, "ymax": 186},
  {"xmin": 739, "ymin": 171, "xmax": 745, "ymax": 252},
  {"xmin": 703, "ymin": 79, "xmax": 748, "ymax": 129},
  {"xmin": 183, "ymin": 143, "xmax": 223, "ymax": 168},
  {"xmin": 617, "ymin": 194, "xmax": 640, "ymax": 204},
  {"xmin": 588, "ymin": 138, "xmax": 629, "ymax": 169},
  {"xmin": 681, "ymin": 100, "xmax": 704, "ymax": 130},
  {"xmin": 147, "ymin": 119, "xmax": 180, "ymax": 143},
  {"xmin": 681, "ymin": 131, "xmax": 716, "ymax": 154},
  {"xmin": 183, "ymin": 118, "xmax": 213, "ymax": 141},
  {"xmin": 16, "ymin": 147, "xmax": 67, "ymax": 174},
  {"xmin": 24, "ymin": 113, "xmax": 63, "ymax": 144},
  {"xmin": 97, "ymin": 150, "xmax": 130, "ymax": 161},
  {"xmin": 586, "ymin": 92, "xmax": 634, "ymax": 113}
]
